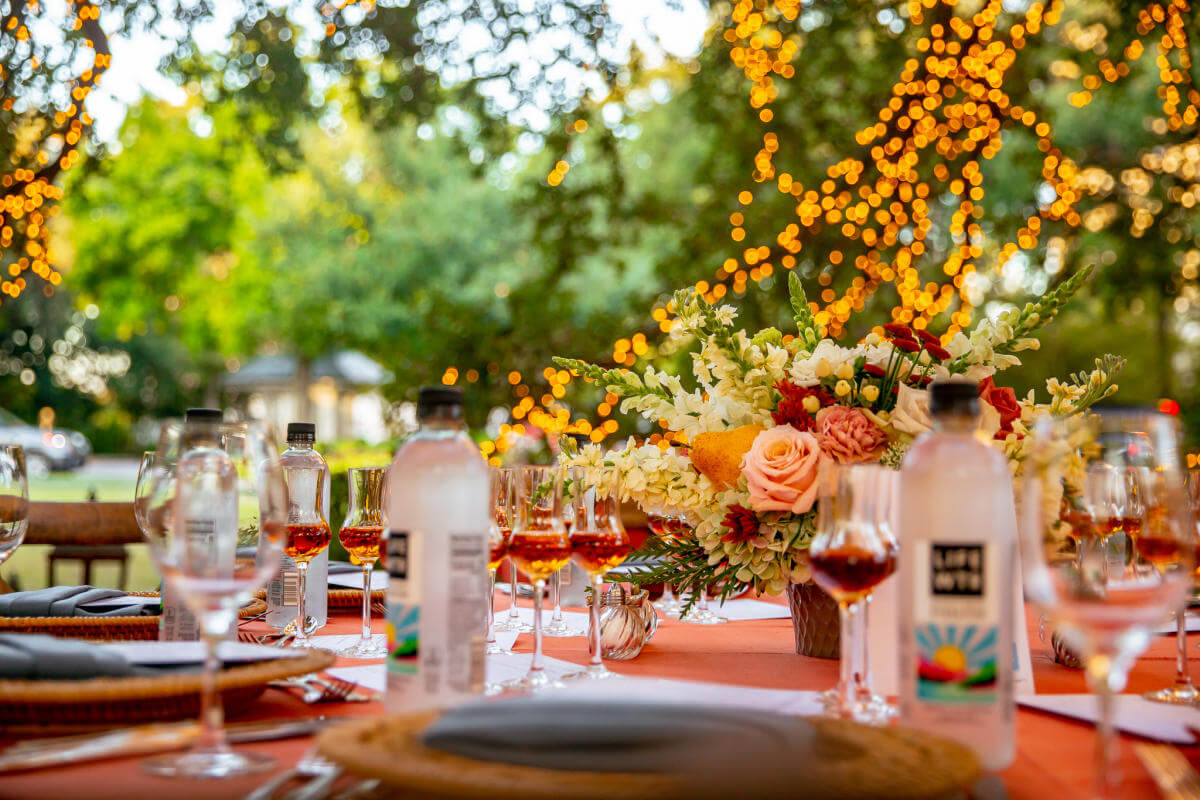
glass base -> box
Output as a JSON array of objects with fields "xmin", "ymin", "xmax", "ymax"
[
  {"xmin": 494, "ymin": 616, "xmax": 534, "ymax": 634},
  {"xmin": 680, "ymin": 607, "xmax": 726, "ymax": 625},
  {"xmin": 1143, "ymin": 684, "xmax": 1200, "ymax": 705},
  {"xmin": 338, "ymin": 638, "xmax": 387, "ymax": 659},
  {"xmin": 485, "ymin": 640, "xmax": 513, "ymax": 655},
  {"xmin": 543, "ymin": 619, "xmax": 585, "ymax": 637},
  {"xmin": 484, "ymin": 681, "xmax": 506, "ymax": 697},
  {"xmin": 819, "ymin": 689, "xmax": 897, "ymax": 726},
  {"xmin": 564, "ymin": 664, "xmax": 618, "ymax": 681},
  {"xmin": 654, "ymin": 598, "xmax": 682, "ymax": 618},
  {"xmin": 143, "ymin": 747, "xmax": 275, "ymax": 779},
  {"xmin": 501, "ymin": 670, "xmax": 567, "ymax": 693}
]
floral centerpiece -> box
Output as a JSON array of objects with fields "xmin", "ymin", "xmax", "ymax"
[{"xmin": 556, "ymin": 269, "xmax": 1122, "ymax": 651}]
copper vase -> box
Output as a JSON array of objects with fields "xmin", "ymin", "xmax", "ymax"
[{"xmin": 785, "ymin": 581, "xmax": 840, "ymax": 659}]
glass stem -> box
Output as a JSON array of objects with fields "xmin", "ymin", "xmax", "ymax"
[
  {"xmin": 662, "ymin": 584, "xmax": 675, "ymax": 602},
  {"xmin": 360, "ymin": 563, "xmax": 373, "ymax": 645},
  {"xmin": 529, "ymin": 578, "xmax": 546, "ymax": 677},
  {"xmin": 295, "ymin": 562, "xmax": 309, "ymax": 643},
  {"xmin": 197, "ymin": 629, "xmax": 228, "ymax": 754},
  {"xmin": 552, "ymin": 571, "xmax": 563, "ymax": 622},
  {"xmin": 1175, "ymin": 606, "xmax": 1193, "ymax": 689},
  {"xmin": 698, "ymin": 587, "xmax": 710, "ymax": 614},
  {"xmin": 1085, "ymin": 654, "xmax": 1126, "ymax": 799},
  {"xmin": 486, "ymin": 568, "xmax": 498, "ymax": 646},
  {"xmin": 507, "ymin": 559, "xmax": 520, "ymax": 620},
  {"xmin": 836, "ymin": 600, "xmax": 860, "ymax": 716},
  {"xmin": 855, "ymin": 597, "xmax": 872, "ymax": 699},
  {"xmin": 589, "ymin": 574, "xmax": 604, "ymax": 669}
]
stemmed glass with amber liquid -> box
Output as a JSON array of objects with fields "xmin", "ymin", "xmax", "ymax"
[
  {"xmin": 809, "ymin": 463, "xmax": 898, "ymax": 724},
  {"xmin": 337, "ymin": 467, "xmax": 388, "ymax": 659},
  {"xmin": 502, "ymin": 466, "xmax": 571, "ymax": 692},
  {"xmin": 485, "ymin": 467, "xmax": 514, "ymax": 657},
  {"xmin": 565, "ymin": 467, "xmax": 633, "ymax": 680},
  {"xmin": 283, "ymin": 461, "xmax": 331, "ymax": 649},
  {"xmin": 647, "ymin": 510, "xmax": 682, "ymax": 618}
]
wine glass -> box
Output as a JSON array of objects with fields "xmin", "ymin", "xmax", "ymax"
[
  {"xmin": 810, "ymin": 463, "xmax": 898, "ymax": 724},
  {"xmin": 485, "ymin": 467, "xmax": 513, "ymax": 656},
  {"xmin": 544, "ymin": 502, "xmax": 584, "ymax": 637},
  {"xmin": 1021, "ymin": 412, "xmax": 1195, "ymax": 798},
  {"xmin": 133, "ymin": 450, "xmax": 156, "ymax": 535},
  {"xmin": 283, "ymin": 452, "xmax": 332, "ymax": 649},
  {"xmin": 673, "ymin": 516, "xmax": 727, "ymax": 625},
  {"xmin": 647, "ymin": 511, "xmax": 682, "ymax": 618},
  {"xmin": 337, "ymin": 467, "xmax": 387, "ymax": 659},
  {"xmin": 565, "ymin": 467, "xmax": 633, "ymax": 680},
  {"xmin": 495, "ymin": 467, "xmax": 533, "ymax": 636},
  {"xmin": 139, "ymin": 419, "xmax": 288, "ymax": 778},
  {"xmin": 503, "ymin": 465, "xmax": 571, "ymax": 692},
  {"xmin": 0, "ymin": 445, "xmax": 28, "ymax": 568}
]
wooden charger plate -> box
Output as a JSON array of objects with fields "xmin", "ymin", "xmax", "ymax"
[
  {"xmin": 317, "ymin": 710, "xmax": 981, "ymax": 800},
  {"xmin": 0, "ymin": 594, "xmax": 268, "ymax": 641},
  {"xmin": 0, "ymin": 648, "xmax": 334, "ymax": 732}
]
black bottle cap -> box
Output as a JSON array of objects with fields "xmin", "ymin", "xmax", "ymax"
[
  {"xmin": 418, "ymin": 386, "xmax": 463, "ymax": 417},
  {"xmin": 184, "ymin": 408, "xmax": 222, "ymax": 423},
  {"xmin": 286, "ymin": 422, "xmax": 316, "ymax": 440},
  {"xmin": 929, "ymin": 381, "xmax": 980, "ymax": 417}
]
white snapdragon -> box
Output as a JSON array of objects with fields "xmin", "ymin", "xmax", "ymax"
[{"xmin": 789, "ymin": 340, "xmax": 861, "ymax": 386}]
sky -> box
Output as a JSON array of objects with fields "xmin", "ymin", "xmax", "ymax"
[{"xmin": 84, "ymin": 0, "xmax": 710, "ymax": 142}]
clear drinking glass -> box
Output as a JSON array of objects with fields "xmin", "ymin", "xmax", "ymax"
[
  {"xmin": 0, "ymin": 445, "xmax": 28, "ymax": 568},
  {"xmin": 647, "ymin": 512, "xmax": 682, "ymax": 618},
  {"xmin": 1021, "ymin": 413, "xmax": 1195, "ymax": 799},
  {"xmin": 810, "ymin": 463, "xmax": 898, "ymax": 725},
  {"xmin": 486, "ymin": 467, "xmax": 513, "ymax": 656},
  {"xmin": 565, "ymin": 467, "xmax": 633, "ymax": 680},
  {"xmin": 495, "ymin": 465, "xmax": 533, "ymax": 636},
  {"xmin": 502, "ymin": 465, "xmax": 571, "ymax": 692},
  {"xmin": 282, "ymin": 454, "xmax": 332, "ymax": 649},
  {"xmin": 544, "ymin": 569, "xmax": 584, "ymax": 636},
  {"xmin": 134, "ymin": 450, "xmax": 155, "ymax": 535},
  {"xmin": 139, "ymin": 420, "xmax": 288, "ymax": 778},
  {"xmin": 337, "ymin": 467, "xmax": 387, "ymax": 659},
  {"xmin": 670, "ymin": 516, "xmax": 726, "ymax": 625}
]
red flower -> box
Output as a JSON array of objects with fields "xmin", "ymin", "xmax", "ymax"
[
  {"xmin": 892, "ymin": 338, "xmax": 920, "ymax": 353},
  {"xmin": 978, "ymin": 377, "xmax": 1021, "ymax": 434},
  {"xmin": 915, "ymin": 329, "xmax": 941, "ymax": 348},
  {"xmin": 925, "ymin": 343, "xmax": 952, "ymax": 361},
  {"xmin": 863, "ymin": 363, "xmax": 886, "ymax": 378},
  {"xmin": 721, "ymin": 505, "xmax": 760, "ymax": 544},
  {"xmin": 883, "ymin": 323, "xmax": 915, "ymax": 341},
  {"xmin": 773, "ymin": 381, "xmax": 835, "ymax": 432}
]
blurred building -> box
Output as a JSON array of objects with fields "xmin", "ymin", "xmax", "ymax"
[{"xmin": 223, "ymin": 350, "xmax": 391, "ymax": 443}]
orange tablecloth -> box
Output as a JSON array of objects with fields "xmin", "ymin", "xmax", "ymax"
[{"xmin": 2, "ymin": 597, "xmax": 1197, "ymax": 799}]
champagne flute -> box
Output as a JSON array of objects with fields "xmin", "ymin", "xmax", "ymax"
[
  {"xmin": 1022, "ymin": 413, "xmax": 1194, "ymax": 798},
  {"xmin": 486, "ymin": 467, "xmax": 513, "ymax": 656},
  {"xmin": 337, "ymin": 467, "xmax": 387, "ymax": 659},
  {"xmin": 282, "ymin": 454, "xmax": 332, "ymax": 649},
  {"xmin": 503, "ymin": 465, "xmax": 571, "ymax": 692},
  {"xmin": 139, "ymin": 419, "xmax": 288, "ymax": 778},
  {"xmin": 0, "ymin": 445, "xmax": 28, "ymax": 568},
  {"xmin": 565, "ymin": 467, "xmax": 633, "ymax": 680},
  {"xmin": 810, "ymin": 463, "xmax": 898, "ymax": 724}
]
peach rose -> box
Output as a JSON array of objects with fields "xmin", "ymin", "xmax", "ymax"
[
  {"xmin": 740, "ymin": 426, "xmax": 828, "ymax": 514},
  {"xmin": 816, "ymin": 406, "xmax": 888, "ymax": 464}
]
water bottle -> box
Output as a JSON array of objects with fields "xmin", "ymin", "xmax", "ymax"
[
  {"xmin": 263, "ymin": 422, "xmax": 329, "ymax": 630},
  {"xmin": 385, "ymin": 386, "xmax": 489, "ymax": 709},
  {"xmin": 898, "ymin": 381, "xmax": 1016, "ymax": 770},
  {"xmin": 161, "ymin": 408, "xmax": 237, "ymax": 641}
]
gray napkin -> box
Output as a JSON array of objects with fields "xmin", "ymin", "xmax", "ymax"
[
  {"xmin": 422, "ymin": 699, "xmax": 817, "ymax": 775},
  {"xmin": 0, "ymin": 586, "xmax": 156, "ymax": 618},
  {"xmin": 0, "ymin": 634, "xmax": 145, "ymax": 680},
  {"xmin": 327, "ymin": 561, "xmax": 361, "ymax": 575}
]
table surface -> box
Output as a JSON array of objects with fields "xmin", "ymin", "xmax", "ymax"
[{"xmin": 1, "ymin": 594, "xmax": 1197, "ymax": 800}]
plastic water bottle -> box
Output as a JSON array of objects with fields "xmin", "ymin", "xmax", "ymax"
[
  {"xmin": 161, "ymin": 408, "xmax": 237, "ymax": 641},
  {"xmin": 385, "ymin": 386, "xmax": 489, "ymax": 709},
  {"xmin": 898, "ymin": 381, "xmax": 1016, "ymax": 770},
  {"xmin": 263, "ymin": 422, "xmax": 329, "ymax": 630}
]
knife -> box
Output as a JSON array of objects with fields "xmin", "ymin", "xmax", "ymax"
[{"xmin": 0, "ymin": 716, "xmax": 333, "ymax": 774}]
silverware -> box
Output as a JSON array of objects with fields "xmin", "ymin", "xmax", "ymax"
[
  {"xmin": 271, "ymin": 674, "xmax": 377, "ymax": 704},
  {"xmin": 1136, "ymin": 743, "xmax": 1200, "ymax": 800},
  {"xmin": 239, "ymin": 609, "xmax": 270, "ymax": 626},
  {"xmin": 332, "ymin": 779, "xmax": 380, "ymax": 799},
  {"xmin": 0, "ymin": 717, "xmax": 333, "ymax": 774},
  {"xmin": 245, "ymin": 747, "xmax": 339, "ymax": 800},
  {"xmin": 285, "ymin": 763, "xmax": 344, "ymax": 800}
]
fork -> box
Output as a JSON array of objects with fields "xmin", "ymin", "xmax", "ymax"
[
  {"xmin": 245, "ymin": 747, "xmax": 339, "ymax": 800},
  {"xmin": 1135, "ymin": 743, "xmax": 1200, "ymax": 800}
]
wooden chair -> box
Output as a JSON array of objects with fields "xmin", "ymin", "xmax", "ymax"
[{"xmin": 24, "ymin": 501, "xmax": 141, "ymax": 590}]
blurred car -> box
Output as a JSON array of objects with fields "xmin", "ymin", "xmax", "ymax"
[{"xmin": 0, "ymin": 408, "xmax": 91, "ymax": 477}]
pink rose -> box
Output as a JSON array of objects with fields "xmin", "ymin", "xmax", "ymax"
[
  {"xmin": 740, "ymin": 426, "xmax": 828, "ymax": 514},
  {"xmin": 816, "ymin": 406, "xmax": 888, "ymax": 464}
]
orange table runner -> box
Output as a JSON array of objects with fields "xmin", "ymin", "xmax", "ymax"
[{"xmin": 1, "ymin": 596, "xmax": 1196, "ymax": 799}]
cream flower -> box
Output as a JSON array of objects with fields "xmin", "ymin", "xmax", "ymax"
[{"xmin": 890, "ymin": 383, "xmax": 933, "ymax": 437}]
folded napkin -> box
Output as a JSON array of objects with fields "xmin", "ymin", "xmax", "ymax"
[
  {"xmin": 0, "ymin": 586, "xmax": 156, "ymax": 618},
  {"xmin": 422, "ymin": 698, "xmax": 817, "ymax": 775},
  {"xmin": 0, "ymin": 634, "xmax": 145, "ymax": 680},
  {"xmin": 327, "ymin": 561, "xmax": 361, "ymax": 575}
]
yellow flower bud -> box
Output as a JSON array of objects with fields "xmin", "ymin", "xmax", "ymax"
[
  {"xmin": 835, "ymin": 362, "xmax": 854, "ymax": 380},
  {"xmin": 815, "ymin": 359, "xmax": 833, "ymax": 378},
  {"xmin": 861, "ymin": 385, "xmax": 879, "ymax": 402},
  {"xmin": 802, "ymin": 395, "xmax": 821, "ymax": 414},
  {"xmin": 834, "ymin": 380, "xmax": 851, "ymax": 397}
]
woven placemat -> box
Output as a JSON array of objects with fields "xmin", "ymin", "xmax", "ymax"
[
  {"xmin": 253, "ymin": 588, "xmax": 385, "ymax": 612},
  {"xmin": 317, "ymin": 710, "xmax": 980, "ymax": 800},
  {"xmin": 0, "ymin": 648, "xmax": 334, "ymax": 731},
  {"xmin": 0, "ymin": 595, "xmax": 268, "ymax": 641}
]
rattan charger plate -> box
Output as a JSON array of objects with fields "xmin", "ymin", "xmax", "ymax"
[
  {"xmin": 253, "ymin": 587, "xmax": 385, "ymax": 612},
  {"xmin": 0, "ymin": 647, "xmax": 333, "ymax": 731},
  {"xmin": 317, "ymin": 710, "xmax": 980, "ymax": 800},
  {"xmin": 0, "ymin": 594, "xmax": 268, "ymax": 641}
]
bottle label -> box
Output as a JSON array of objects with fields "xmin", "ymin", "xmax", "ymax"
[
  {"xmin": 386, "ymin": 530, "xmax": 420, "ymax": 675},
  {"xmin": 911, "ymin": 542, "xmax": 999, "ymax": 704}
]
